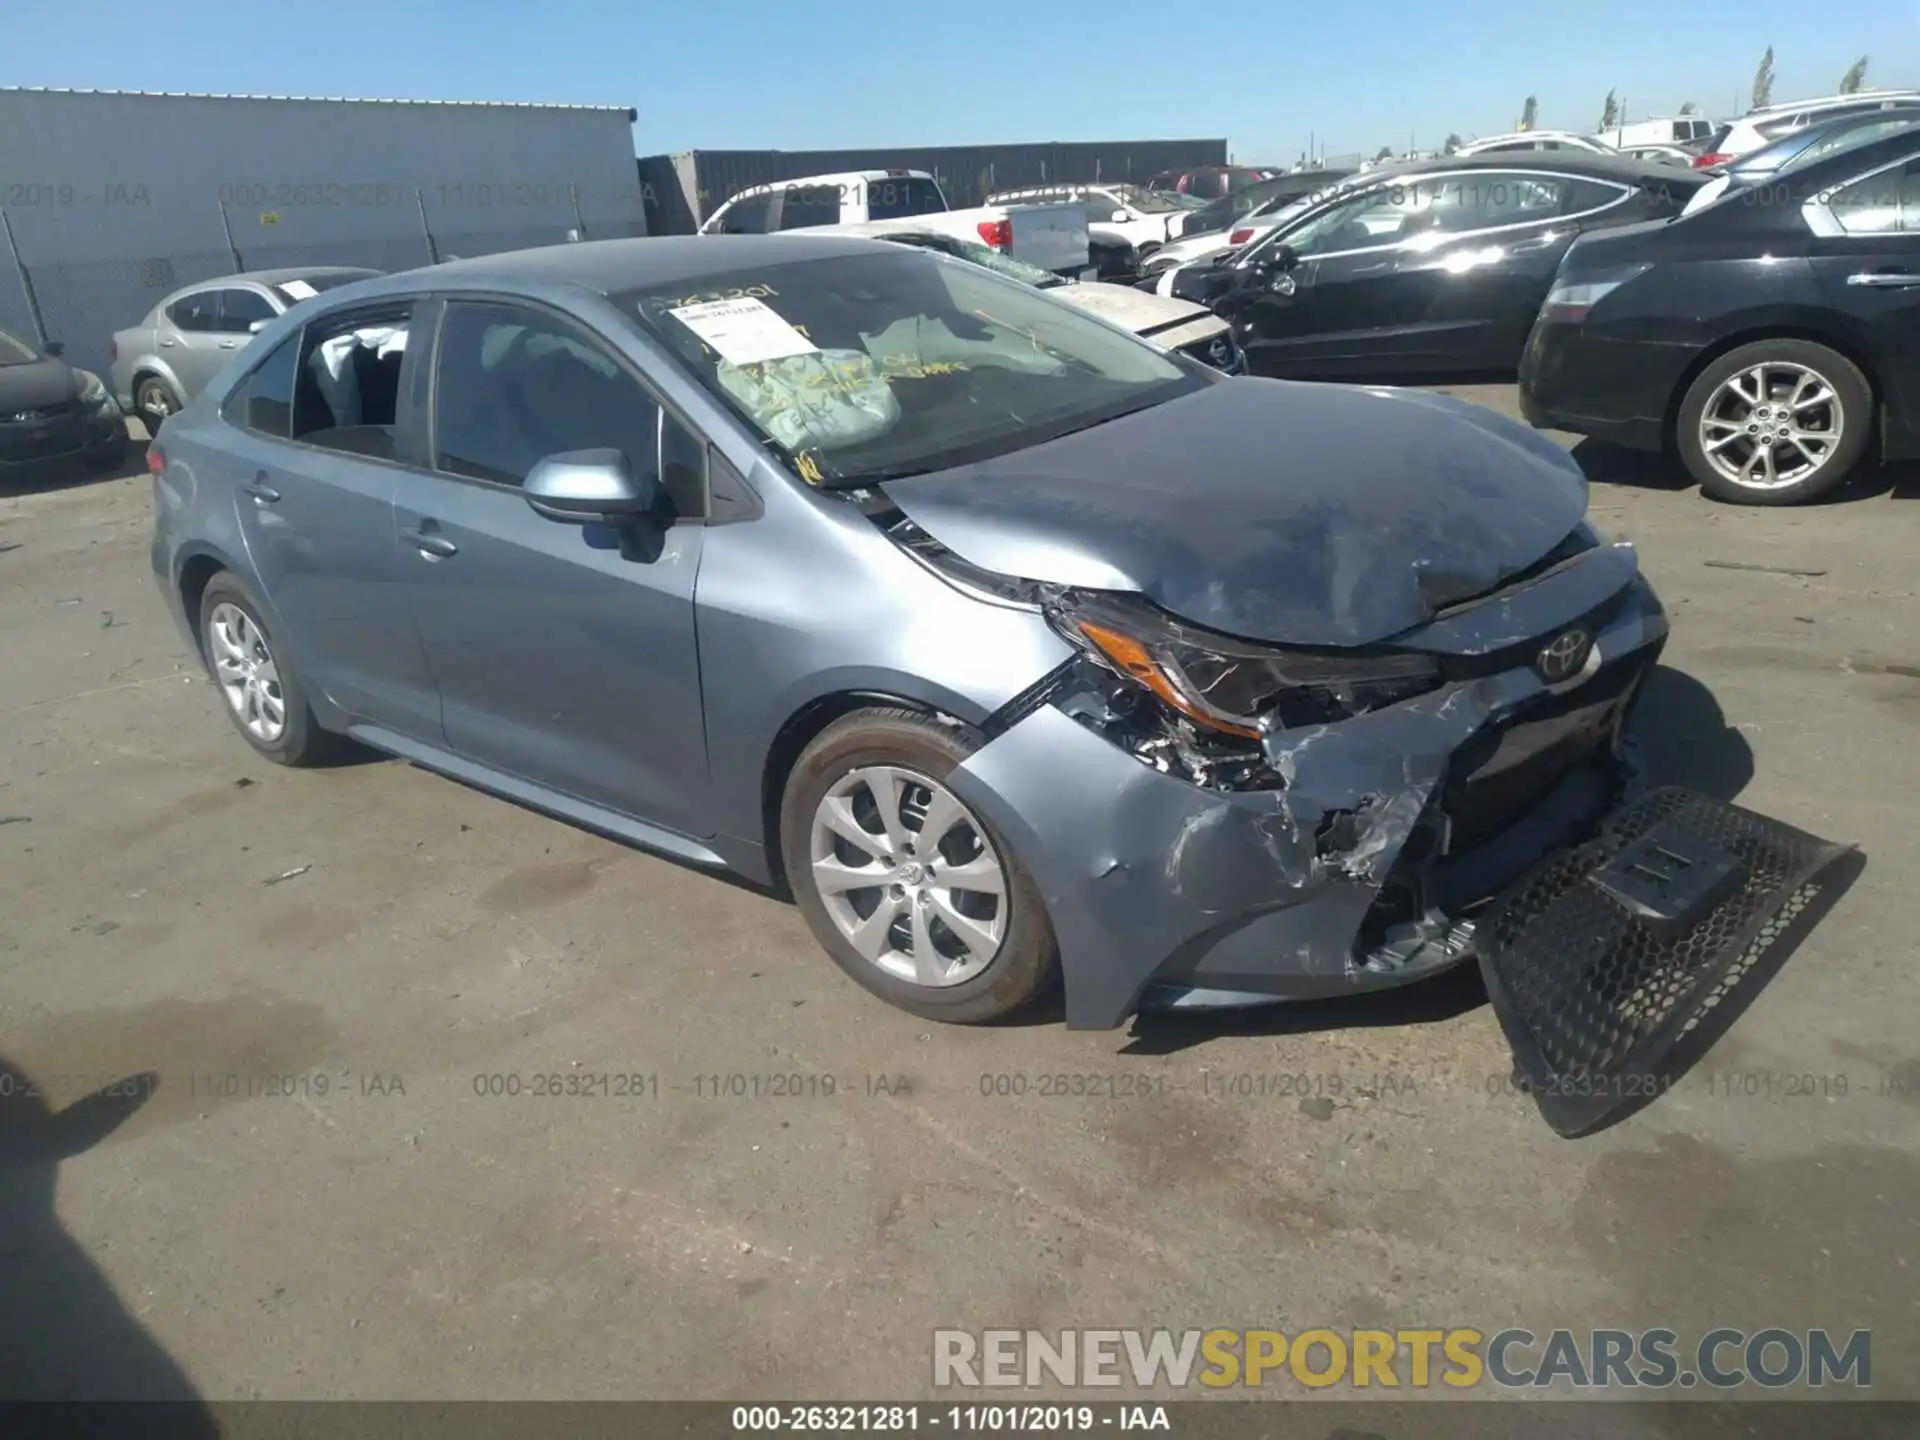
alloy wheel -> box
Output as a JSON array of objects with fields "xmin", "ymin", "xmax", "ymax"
[
  {"xmin": 208, "ymin": 602, "xmax": 287, "ymax": 743},
  {"xmin": 1697, "ymin": 361, "xmax": 1844, "ymax": 491},
  {"xmin": 808, "ymin": 765, "xmax": 1008, "ymax": 988}
]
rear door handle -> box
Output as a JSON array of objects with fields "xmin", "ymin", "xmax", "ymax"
[
  {"xmin": 242, "ymin": 473, "xmax": 280, "ymax": 504},
  {"xmin": 1846, "ymin": 270, "xmax": 1920, "ymax": 287},
  {"xmin": 218, "ymin": 340, "xmax": 238, "ymax": 350},
  {"xmin": 159, "ymin": 338, "xmax": 178, "ymax": 347},
  {"xmin": 400, "ymin": 527, "xmax": 459, "ymax": 559}
]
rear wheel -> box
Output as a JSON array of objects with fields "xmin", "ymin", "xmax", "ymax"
[
  {"xmin": 197, "ymin": 573, "xmax": 342, "ymax": 767},
  {"xmin": 1675, "ymin": 340, "xmax": 1872, "ymax": 505},
  {"xmin": 780, "ymin": 708, "xmax": 1058, "ymax": 1023},
  {"xmin": 134, "ymin": 374, "xmax": 182, "ymax": 436}
]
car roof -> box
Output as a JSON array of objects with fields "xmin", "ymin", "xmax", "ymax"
[
  {"xmin": 368, "ymin": 235, "xmax": 903, "ymax": 298},
  {"xmin": 1354, "ymin": 149, "xmax": 1700, "ymax": 189},
  {"xmin": 1746, "ymin": 90, "xmax": 1920, "ymax": 116},
  {"xmin": 1752, "ymin": 125, "xmax": 1920, "ymax": 189}
]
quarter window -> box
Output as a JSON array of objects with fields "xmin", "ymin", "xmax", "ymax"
[
  {"xmin": 431, "ymin": 301, "xmax": 706, "ymax": 516},
  {"xmin": 1825, "ymin": 156, "xmax": 1920, "ymax": 235},
  {"xmin": 220, "ymin": 332, "xmax": 300, "ymax": 439}
]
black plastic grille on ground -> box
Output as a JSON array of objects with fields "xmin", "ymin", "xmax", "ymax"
[{"xmin": 1476, "ymin": 786, "xmax": 1853, "ymax": 1136}]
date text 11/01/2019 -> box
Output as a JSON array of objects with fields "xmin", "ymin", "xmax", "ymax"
[{"xmin": 731, "ymin": 1405, "xmax": 1169, "ymax": 1432}]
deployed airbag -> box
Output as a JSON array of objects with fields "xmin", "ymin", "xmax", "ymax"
[{"xmin": 715, "ymin": 349, "xmax": 900, "ymax": 453}]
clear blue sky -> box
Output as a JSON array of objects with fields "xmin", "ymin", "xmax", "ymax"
[{"xmin": 6, "ymin": 0, "xmax": 1912, "ymax": 160}]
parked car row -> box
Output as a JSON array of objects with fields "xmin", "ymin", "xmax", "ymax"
[{"xmin": 1140, "ymin": 116, "xmax": 1920, "ymax": 504}]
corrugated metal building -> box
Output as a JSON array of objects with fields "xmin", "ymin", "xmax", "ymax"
[
  {"xmin": 0, "ymin": 88, "xmax": 647, "ymax": 375},
  {"xmin": 638, "ymin": 139, "xmax": 1230, "ymax": 233}
]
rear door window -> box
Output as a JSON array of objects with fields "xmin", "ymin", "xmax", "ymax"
[
  {"xmin": 864, "ymin": 175, "xmax": 947, "ymax": 220},
  {"xmin": 166, "ymin": 291, "xmax": 219, "ymax": 333},
  {"xmin": 289, "ymin": 304, "xmax": 415, "ymax": 459}
]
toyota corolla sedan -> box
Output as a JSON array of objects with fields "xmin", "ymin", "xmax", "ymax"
[{"xmin": 149, "ymin": 235, "xmax": 1678, "ymax": 1032}]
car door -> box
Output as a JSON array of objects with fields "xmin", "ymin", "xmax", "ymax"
[
  {"xmin": 1803, "ymin": 149, "xmax": 1920, "ymax": 449},
  {"xmin": 161, "ymin": 288, "xmax": 230, "ymax": 397},
  {"xmin": 1231, "ymin": 177, "xmax": 1458, "ymax": 374},
  {"xmin": 1388, "ymin": 171, "xmax": 1626, "ymax": 370},
  {"xmin": 388, "ymin": 297, "xmax": 711, "ymax": 835},
  {"xmin": 218, "ymin": 300, "xmax": 442, "ymax": 736}
]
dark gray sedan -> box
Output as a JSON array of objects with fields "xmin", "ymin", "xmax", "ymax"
[{"xmin": 148, "ymin": 235, "xmax": 1721, "ymax": 1042}]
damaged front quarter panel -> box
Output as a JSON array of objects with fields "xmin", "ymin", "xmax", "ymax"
[{"xmin": 946, "ymin": 569, "xmax": 1670, "ymax": 1030}]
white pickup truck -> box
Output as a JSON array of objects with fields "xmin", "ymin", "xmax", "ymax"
[{"xmin": 697, "ymin": 169, "xmax": 1091, "ymax": 275}]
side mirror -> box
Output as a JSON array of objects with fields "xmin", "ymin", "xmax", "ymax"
[
  {"xmin": 1110, "ymin": 209, "xmax": 1130, "ymax": 224},
  {"xmin": 43, "ymin": 340, "xmax": 65, "ymax": 358},
  {"xmin": 1256, "ymin": 244, "xmax": 1300, "ymax": 274},
  {"xmin": 249, "ymin": 319, "xmax": 271, "ymax": 334},
  {"xmin": 524, "ymin": 449, "xmax": 662, "ymax": 525}
]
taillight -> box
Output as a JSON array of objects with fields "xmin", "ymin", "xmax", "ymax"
[
  {"xmin": 1692, "ymin": 152, "xmax": 1732, "ymax": 169},
  {"xmin": 146, "ymin": 444, "xmax": 166, "ymax": 476},
  {"xmin": 976, "ymin": 218, "xmax": 1013, "ymax": 250},
  {"xmin": 1229, "ymin": 227, "xmax": 1255, "ymax": 246}
]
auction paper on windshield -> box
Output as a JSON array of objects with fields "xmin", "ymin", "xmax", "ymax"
[{"xmin": 668, "ymin": 297, "xmax": 819, "ymax": 366}]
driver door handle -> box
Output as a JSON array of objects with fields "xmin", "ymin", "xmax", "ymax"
[
  {"xmin": 218, "ymin": 340, "xmax": 238, "ymax": 349},
  {"xmin": 242, "ymin": 472, "xmax": 280, "ymax": 504},
  {"xmin": 1847, "ymin": 270, "xmax": 1920, "ymax": 288},
  {"xmin": 401, "ymin": 527, "xmax": 459, "ymax": 559}
]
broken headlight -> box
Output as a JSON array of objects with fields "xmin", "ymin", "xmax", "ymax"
[{"xmin": 1052, "ymin": 593, "xmax": 1441, "ymax": 739}]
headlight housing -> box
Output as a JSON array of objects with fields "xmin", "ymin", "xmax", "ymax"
[
  {"xmin": 73, "ymin": 369, "xmax": 109, "ymax": 405},
  {"xmin": 1539, "ymin": 264, "xmax": 1652, "ymax": 324},
  {"xmin": 1050, "ymin": 593, "xmax": 1442, "ymax": 738}
]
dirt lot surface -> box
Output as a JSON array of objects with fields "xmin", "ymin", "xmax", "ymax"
[{"xmin": 2, "ymin": 397, "xmax": 1916, "ymax": 1403}]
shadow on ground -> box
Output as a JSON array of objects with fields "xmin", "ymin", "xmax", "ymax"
[{"xmin": 0, "ymin": 1055, "xmax": 216, "ymax": 1427}]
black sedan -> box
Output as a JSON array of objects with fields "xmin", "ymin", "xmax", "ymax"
[
  {"xmin": 1171, "ymin": 153, "xmax": 1705, "ymax": 379},
  {"xmin": 1520, "ymin": 127, "xmax": 1920, "ymax": 505},
  {"xmin": 0, "ymin": 327, "xmax": 127, "ymax": 478},
  {"xmin": 1179, "ymin": 169, "xmax": 1357, "ymax": 240}
]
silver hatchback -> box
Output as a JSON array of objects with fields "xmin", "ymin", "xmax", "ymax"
[{"xmin": 109, "ymin": 266, "xmax": 380, "ymax": 432}]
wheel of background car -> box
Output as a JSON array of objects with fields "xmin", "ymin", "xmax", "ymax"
[
  {"xmin": 197, "ymin": 573, "xmax": 343, "ymax": 766},
  {"xmin": 134, "ymin": 374, "xmax": 182, "ymax": 433},
  {"xmin": 1675, "ymin": 340, "xmax": 1873, "ymax": 506},
  {"xmin": 779, "ymin": 707, "xmax": 1059, "ymax": 1023}
]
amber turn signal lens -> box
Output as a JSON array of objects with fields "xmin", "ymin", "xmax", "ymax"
[{"xmin": 1073, "ymin": 620, "xmax": 1262, "ymax": 739}]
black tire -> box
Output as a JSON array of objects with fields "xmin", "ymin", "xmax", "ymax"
[
  {"xmin": 197, "ymin": 573, "xmax": 342, "ymax": 767},
  {"xmin": 1675, "ymin": 339, "xmax": 1872, "ymax": 505},
  {"xmin": 779, "ymin": 707, "xmax": 1059, "ymax": 1024},
  {"xmin": 133, "ymin": 374, "xmax": 182, "ymax": 437}
]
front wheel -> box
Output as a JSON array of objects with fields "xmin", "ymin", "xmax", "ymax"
[
  {"xmin": 780, "ymin": 708, "xmax": 1059, "ymax": 1023},
  {"xmin": 1675, "ymin": 340, "xmax": 1872, "ymax": 505}
]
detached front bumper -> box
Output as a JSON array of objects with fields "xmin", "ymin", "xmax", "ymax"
[
  {"xmin": 948, "ymin": 550, "xmax": 1670, "ymax": 1030},
  {"xmin": 0, "ymin": 402, "xmax": 127, "ymax": 474}
]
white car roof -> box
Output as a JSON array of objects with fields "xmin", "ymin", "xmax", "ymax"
[{"xmin": 1745, "ymin": 90, "xmax": 1920, "ymax": 116}]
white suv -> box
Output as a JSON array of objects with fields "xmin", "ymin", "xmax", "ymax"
[{"xmin": 1697, "ymin": 91, "xmax": 1920, "ymax": 166}]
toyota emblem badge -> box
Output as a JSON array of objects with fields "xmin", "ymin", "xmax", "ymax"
[{"xmin": 1535, "ymin": 628, "xmax": 1594, "ymax": 684}]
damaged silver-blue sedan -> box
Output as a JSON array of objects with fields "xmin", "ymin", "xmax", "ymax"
[{"xmin": 151, "ymin": 236, "xmax": 1848, "ymax": 1129}]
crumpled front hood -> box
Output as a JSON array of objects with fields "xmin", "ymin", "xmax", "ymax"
[{"xmin": 879, "ymin": 377, "xmax": 1590, "ymax": 647}]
